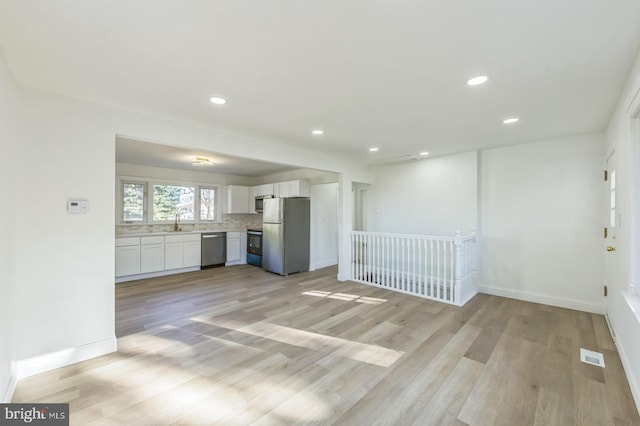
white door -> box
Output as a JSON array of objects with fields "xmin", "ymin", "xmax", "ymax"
[{"xmin": 604, "ymin": 151, "xmax": 619, "ymax": 313}]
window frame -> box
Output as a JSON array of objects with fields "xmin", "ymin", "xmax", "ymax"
[
  {"xmin": 120, "ymin": 180, "xmax": 148, "ymax": 224},
  {"xmin": 117, "ymin": 177, "xmax": 222, "ymax": 225}
]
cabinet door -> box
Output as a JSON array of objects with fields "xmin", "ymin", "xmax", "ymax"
[
  {"xmin": 257, "ymin": 184, "xmax": 274, "ymax": 196},
  {"xmin": 140, "ymin": 244, "xmax": 164, "ymax": 273},
  {"xmin": 165, "ymin": 242, "xmax": 184, "ymax": 270},
  {"xmin": 226, "ymin": 233, "xmax": 241, "ymax": 263},
  {"xmin": 184, "ymin": 240, "xmax": 201, "ymax": 267},
  {"xmin": 248, "ymin": 186, "xmax": 257, "ymax": 214},
  {"xmin": 226, "ymin": 185, "xmax": 250, "ymax": 214},
  {"xmin": 273, "ymin": 182, "xmax": 283, "ymax": 198},
  {"xmin": 115, "ymin": 246, "xmax": 140, "ymax": 277}
]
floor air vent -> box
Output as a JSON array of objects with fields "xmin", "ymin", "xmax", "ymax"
[{"xmin": 580, "ymin": 348, "xmax": 605, "ymax": 368}]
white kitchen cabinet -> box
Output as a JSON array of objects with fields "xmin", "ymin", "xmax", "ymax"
[
  {"xmin": 140, "ymin": 236, "xmax": 165, "ymax": 273},
  {"xmin": 164, "ymin": 234, "xmax": 185, "ymax": 270},
  {"xmin": 116, "ymin": 233, "xmax": 203, "ymax": 282},
  {"xmin": 225, "ymin": 185, "xmax": 250, "ymax": 214},
  {"xmin": 225, "ymin": 231, "xmax": 247, "ymax": 265},
  {"xmin": 248, "ymin": 185, "xmax": 258, "ymax": 214},
  {"xmin": 274, "ymin": 180, "xmax": 310, "ymax": 198},
  {"xmin": 183, "ymin": 234, "xmax": 201, "ymax": 267},
  {"xmin": 115, "ymin": 237, "xmax": 141, "ymax": 277},
  {"xmin": 255, "ymin": 183, "xmax": 274, "ymax": 197}
]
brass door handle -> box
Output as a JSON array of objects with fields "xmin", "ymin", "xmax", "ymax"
[{"xmin": 607, "ymin": 246, "xmax": 616, "ymax": 252}]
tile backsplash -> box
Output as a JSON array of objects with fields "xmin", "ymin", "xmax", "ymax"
[{"xmin": 115, "ymin": 214, "xmax": 263, "ymax": 235}]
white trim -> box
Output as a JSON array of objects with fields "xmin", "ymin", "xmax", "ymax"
[
  {"xmin": 337, "ymin": 271, "xmax": 350, "ymax": 281},
  {"xmin": 16, "ymin": 337, "xmax": 117, "ymax": 380},
  {"xmin": 615, "ymin": 329, "xmax": 640, "ymax": 416},
  {"xmin": 478, "ymin": 285, "xmax": 605, "ymax": 314},
  {"xmin": 459, "ymin": 289, "xmax": 479, "ymax": 306},
  {"xmin": 310, "ymin": 259, "xmax": 338, "ymax": 271},
  {"xmin": 1, "ymin": 362, "xmax": 17, "ymax": 403},
  {"xmin": 623, "ymin": 290, "xmax": 640, "ymax": 327},
  {"xmin": 116, "ymin": 266, "xmax": 200, "ymax": 283}
]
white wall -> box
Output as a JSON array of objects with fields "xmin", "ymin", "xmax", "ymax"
[
  {"xmin": 0, "ymin": 46, "xmax": 17, "ymax": 402},
  {"xmin": 310, "ymin": 183, "xmax": 339, "ymax": 270},
  {"xmin": 478, "ymin": 133, "xmax": 605, "ymax": 313},
  {"xmin": 605, "ymin": 47, "xmax": 640, "ymax": 411},
  {"xmin": 6, "ymin": 77, "xmax": 370, "ymax": 379},
  {"xmin": 363, "ymin": 151, "xmax": 477, "ymax": 236}
]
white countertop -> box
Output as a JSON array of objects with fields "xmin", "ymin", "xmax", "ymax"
[{"xmin": 116, "ymin": 229, "xmax": 248, "ymax": 238}]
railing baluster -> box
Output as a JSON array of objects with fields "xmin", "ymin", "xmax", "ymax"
[{"xmin": 348, "ymin": 231, "xmax": 475, "ymax": 306}]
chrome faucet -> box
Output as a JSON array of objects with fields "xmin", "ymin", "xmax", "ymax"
[{"xmin": 173, "ymin": 213, "xmax": 181, "ymax": 232}]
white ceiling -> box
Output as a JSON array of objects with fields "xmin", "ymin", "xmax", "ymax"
[
  {"xmin": 116, "ymin": 137, "xmax": 300, "ymax": 177},
  {"xmin": 1, "ymin": 1, "xmax": 640, "ymax": 163}
]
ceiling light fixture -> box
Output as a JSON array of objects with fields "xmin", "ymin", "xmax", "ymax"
[
  {"xmin": 503, "ymin": 117, "xmax": 520, "ymax": 124},
  {"xmin": 209, "ymin": 96, "xmax": 227, "ymax": 105},
  {"xmin": 192, "ymin": 156, "xmax": 214, "ymax": 166},
  {"xmin": 466, "ymin": 75, "xmax": 488, "ymax": 86},
  {"xmin": 369, "ymin": 147, "xmax": 379, "ymax": 152},
  {"xmin": 311, "ymin": 129, "xmax": 324, "ymax": 135},
  {"xmin": 419, "ymin": 151, "xmax": 430, "ymax": 156}
]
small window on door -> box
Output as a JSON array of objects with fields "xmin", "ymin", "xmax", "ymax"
[{"xmin": 610, "ymin": 170, "xmax": 616, "ymax": 227}]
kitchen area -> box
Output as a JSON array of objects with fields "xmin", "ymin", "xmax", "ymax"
[{"xmin": 114, "ymin": 139, "xmax": 339, "ymax": 283}]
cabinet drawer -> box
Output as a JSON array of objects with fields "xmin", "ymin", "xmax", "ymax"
[
  {"xmin": 165, "ymin": 234, "xmax": 184, "ymax": 243},
  {"xmin": 115, "ymin": 237, "xmax": 140, "ymax": 247},
  {"xmin": 141, "ymin": 236, "xmax": 165, "ymax": 245}
]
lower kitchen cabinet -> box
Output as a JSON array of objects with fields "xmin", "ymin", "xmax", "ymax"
[
  {"xmin": 226, "ymin": 231, "xmax": 247, "ymax": 266},
  {"xmin": 116, "ymin": 234, "xmax": 199, "ymax": 282},
  {"xmin": 183, "ymin": 234, "xmax": 202, "ymax": 267},
  {"xmin": 140, "ymin": 236, "xmax": 165, "ymax": 273},
  {"xmin": 115, "ymin": 238, "xmax": 140, "ymax": 277},
  {"xmin": 164, "ymin": 241, "xmax": 184, "ymax": 270}
]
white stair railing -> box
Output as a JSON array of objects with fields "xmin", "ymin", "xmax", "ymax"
[{"xmin": 350, "ymin": 230, "xmax": 477, "ymax": 306}]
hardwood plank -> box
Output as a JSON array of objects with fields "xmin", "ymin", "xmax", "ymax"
[{"xmin": 9, "ymin": 265, "xmax": 639, "ymax": 426}]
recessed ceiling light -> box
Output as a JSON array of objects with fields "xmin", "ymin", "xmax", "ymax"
[
  {"xmin": 419, "ymin": 151, "xmax": 430, "ymax": 156},
  {"xmin": 503, "ymin": 117, "xmax": 520, "ymax": 124},
  {"xmin": 466, "ymin": 76, "xmax": 488, "ymax": 86},
  {"xmin": 209, "ymin": 97, "xmax": 227, "ymax": 105},
  {"xmin": 369, "ymin": 147, "xmax": 379, "ymax": 152},
  {"xmin": 311, "ymin": 129, "xmax": 324, "ymax": 135}
]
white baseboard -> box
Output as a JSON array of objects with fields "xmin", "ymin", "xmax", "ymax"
[
  {"xmin": 337, "ymin": 271, "xmax": 350, "ymax": 282},
  {"xmin": 16, "ymin": 337, "xmax": 117, "ymax": 380},
  {"xmin": 478, "ymin": 285, "xmax": 606, "ymax": 314},
  {"xmin": 1, "ymin": 362, "xmax": 17, "ymax": 403},
  {"xmin": 310, "ymin": 259, "xmax": 338, "ymax": 271},
  {"xmin": 116, "ymin": 267, "xmax": 200, "ymax": 283},
  {"xmin": 459, "ymin": 290, "xmax": 479, "ymax": 307},
  {"xmin": 614, "ymin": 331, "xmax": 640, "ymax": 416}
]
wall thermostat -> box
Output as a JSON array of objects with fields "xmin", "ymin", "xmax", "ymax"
[{"xmin": 67, "ymin": 199, "xmax": 89, "ymax": 214}]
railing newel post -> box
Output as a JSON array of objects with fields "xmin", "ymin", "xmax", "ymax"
[{"xmin": 454, "ymin": 230, "xmax": 463, "ymax": 305}]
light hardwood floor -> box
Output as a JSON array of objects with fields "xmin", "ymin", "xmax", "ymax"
[{"xmin": 12, "ymin": 265, "xmax": 640, "ymax": 425}]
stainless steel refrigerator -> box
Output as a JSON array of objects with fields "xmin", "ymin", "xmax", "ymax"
[{"xmin": 262, "ymin": 197, "xmax": 310, "ymax": 275}]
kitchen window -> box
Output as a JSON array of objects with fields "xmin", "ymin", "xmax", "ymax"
[
  {"xmin": 122, "ymin": 181, "xmax": 146, "ymax": 222},
  {"xmin": 119, "ymin": 178, "xmax": 220, "ymax": 224},
  {"xmin": 200, "ymin": 187, "xmax": 217, "ymax": 221},
  {"xmin": 152, "ymin": 184, "xmax": 195, "ymax": 221}
]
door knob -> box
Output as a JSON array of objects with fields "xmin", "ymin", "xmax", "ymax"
[{"xmin": 607, "ymin": 246, "xmax": 616, "ymax": 252}]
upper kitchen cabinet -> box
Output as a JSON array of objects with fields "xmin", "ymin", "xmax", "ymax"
[
  {"xmin": 254, "ymin": 184, "xmax": 274, "ymax": 197},
  {"xmin": 225, "ymin": 185, "xmax": 250, "ymax": 214},
  {"xmin": 274, "ymin": 180, "xmax": 310, "ymax": 198}
]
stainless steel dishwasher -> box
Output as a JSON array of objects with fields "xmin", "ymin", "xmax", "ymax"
[{"xmin": 201, "ymin": 232, "xmax": 226, "ymax": 268}]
